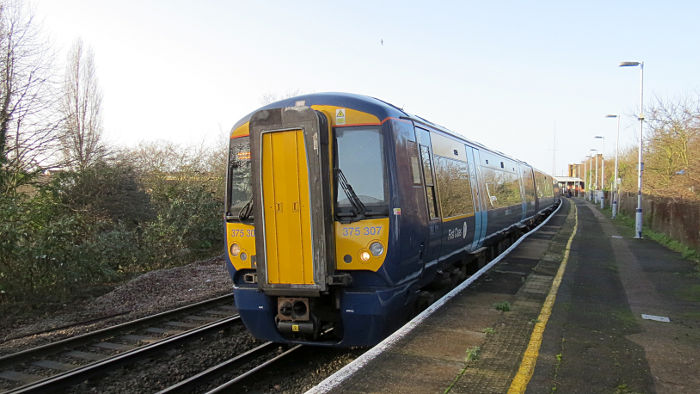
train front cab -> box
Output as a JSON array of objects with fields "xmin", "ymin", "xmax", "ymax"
[{"xmin": 226, "ymin": 103, "xmax": 409, "ymax": 346}]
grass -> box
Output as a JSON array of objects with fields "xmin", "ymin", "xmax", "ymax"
[
  {"xmin": 482, "ymin": 327, "xmax": 495, "ymax": 335},
  {"xmin": 594, "ymin": 203, "xmax": 700, "ymax": 276},
  {"xmin": 493, "ymin": 301, "xmax": 511, "ymax": 312},
  {"xmin": 676, "ymin": 284, "xmax": 700, "ymax": 302},
  {"xmin": 609, "ymin": 209, "xmax": 700, "ymax": 265}
]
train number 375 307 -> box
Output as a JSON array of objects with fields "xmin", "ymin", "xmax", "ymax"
[{"xmin": 341, "ymin": 226, "xmax": 382, "ymax": 237}]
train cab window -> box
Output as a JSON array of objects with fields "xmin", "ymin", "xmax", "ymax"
[
  {"xmin": 335, "ymin": 127, "xmax": 388, "ymax": 217},
  {"xmin": 227, "ymin": 137, "xmax": 253, "ymax": 220}
]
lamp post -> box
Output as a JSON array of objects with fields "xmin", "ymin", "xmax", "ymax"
[
  {"xmin": 595, "ymin": 135, "xmax": 605, "ymax": 208},
  {"xmin": 588, "ymin": 154, "xmax": 594, "ymax": 201},
  {"xmin": 606, "ymin": 114, "xmax": 621, "ymax": 218},
  {"xmin": 590, "ymin": 148, "xmax": 598, "ymax": 202},
  {"xmin": 583, "ymin": 158, "xmax": 587, "ymax": 199},
  {"xmin": 620, "ymin": 61, "xmax": 644, "ymax": 238},
  {"xmin": 589, "ymin": 148, "xmax": 597, "ymax": 201}
]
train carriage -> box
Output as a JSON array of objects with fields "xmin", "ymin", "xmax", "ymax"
[{"xmin": 225, "ymin": 93, "xmax": 557, "ymax": 346}]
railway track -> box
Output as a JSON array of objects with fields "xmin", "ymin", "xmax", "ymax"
[
  {"xmin": 0, "ymin": 294, "xmax": 239, "ymax": 393},
  {"xmin": 158, "ymin": 342, "xmax": 303, "ymax": 393}
]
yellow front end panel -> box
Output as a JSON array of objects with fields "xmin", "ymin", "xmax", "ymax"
[
  {"xmin": 335, "ymin": 218, "xmax": 390, "ymax": 272},
  {"xmin": 261, "ymin": 130, "xmax": 314, "ymax": 285},
  {"xmin": 226, "ymin": 222, "xmax": 256, "ymax": 270}
]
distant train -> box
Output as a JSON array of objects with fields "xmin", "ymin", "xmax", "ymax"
[{"xmin": 224, "ymin": 93, "xmax": 558, "ymax": 347}]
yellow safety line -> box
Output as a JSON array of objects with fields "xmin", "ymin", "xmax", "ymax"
[{"xmin": 507, "ymin": 202, "xmax": 578, "ymax": 394}]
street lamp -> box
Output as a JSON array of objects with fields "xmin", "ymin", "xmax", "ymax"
[
  {"xmin": 619, "ymin": 60, "xmax": 644, "ymax": 238},
  {"xmin": 589, "ymin": 148, "xmax": 597, "ymax": 202},
  {"xmin": 583, "ymin": 157, "xmax": 587, "ymax": 199},
  {"xmin": 594, "ymin": 135, "xmax": 605, "ymax": 209},
  {"xmin": 606, "ymin": 114, "xmax": 621, "ymax": 218}
]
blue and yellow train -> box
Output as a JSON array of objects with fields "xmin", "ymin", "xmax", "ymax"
[{"xmin": 225, "ymin": 93, "xmax": 558, "ymax": 346}]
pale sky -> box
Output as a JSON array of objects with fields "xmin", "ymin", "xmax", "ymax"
[{"xmin": 32, "ymin": 0, "xmax": 700, "ymax": 175}]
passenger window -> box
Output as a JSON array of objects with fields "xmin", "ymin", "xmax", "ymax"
[
  {"xmin": 434, "ymin": 156, "xmax": 474, "ymax": 218},
  {"xmin": 419, "ymin": 144, "xmax": 439, "ymax": 219}
]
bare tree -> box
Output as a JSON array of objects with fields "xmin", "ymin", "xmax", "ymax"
[
  {"xmin": 258, "ymin": 88, "xmax": 308, "ymax": 105},
  {"xmin": 0, "ymin": 0, "xmax": 61, "ymax": 192},
  {"xmin": 60, "ymin": 38, "xmax": 106, "ymax": 171},
  {"xmin": 644, "ymin": 96, "xmax": 700, "ymax": 200}
]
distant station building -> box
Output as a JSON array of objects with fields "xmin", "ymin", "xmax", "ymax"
[
  {"xmin": 557, "ymin": 163, "xmax": 585, "ymax": 196},
  {"xmin": 556, "ymin": 174, "xmax": 584, "ymax": 197}
]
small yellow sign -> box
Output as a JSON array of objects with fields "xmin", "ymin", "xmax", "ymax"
[
  {"xmin": 335, "ymin": 108, "xmax": 346, "ymax": 125},
  {"xmin": 292, "ymin": 324, "xmax": 300, "ymax": 332}
]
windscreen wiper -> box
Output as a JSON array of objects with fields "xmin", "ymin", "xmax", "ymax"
[
  {"xmin": 336, "ymin": 168, "xmax": 366, "ymax": 217},
  {"xmin": 238, "ymin": 197, "xmax": 254, "ymax": 221}
]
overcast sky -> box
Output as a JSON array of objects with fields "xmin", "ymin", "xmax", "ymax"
[{"xmin": 32, "ymin": 0, "xmax": 700, "ymax": 175}]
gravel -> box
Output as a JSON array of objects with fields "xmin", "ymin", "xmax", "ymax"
[
  {"xmin": 0, "ymin": 255, "xmax": 364, "ymax": 393},
  {"xmin": 0, "ymin": 255, "xmax": 234, "ymax": 355}
]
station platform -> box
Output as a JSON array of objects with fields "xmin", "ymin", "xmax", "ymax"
[{"xmin": 310, "ymin": 198, "xmax": 700, "ymax": 393}]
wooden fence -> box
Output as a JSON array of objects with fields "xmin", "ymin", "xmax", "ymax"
[{"xmin": 617, "ymin": 192, "xmax": 700, "ymax": 253}]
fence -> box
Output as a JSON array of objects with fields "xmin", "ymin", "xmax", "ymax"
[{"xmin": 617, "ymin": 192, "xmax": 700, "ymax": 253}]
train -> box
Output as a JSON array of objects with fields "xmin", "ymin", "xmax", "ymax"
[{"xmin": 224, "ymin": 92, "xmax": 559, "ymax": 347}]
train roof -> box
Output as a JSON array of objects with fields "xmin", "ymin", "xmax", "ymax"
[{"xmin": 232, "ymin": 92, "xmax": 547, "ymax": 176}]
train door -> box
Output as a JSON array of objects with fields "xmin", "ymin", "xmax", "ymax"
[
  {"xmin": 248, "ymin": 107, "xmax": 335, "ymax": 294},
  {"xmin": 468, "ymin": 147, "xmax": 487, "ymax": 249},
  {"xmin": 415, "ymin": 127, "xmax": 441, "ymax": 267}
]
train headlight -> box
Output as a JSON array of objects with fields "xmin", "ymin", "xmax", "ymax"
[
  {"xmin": 230, "ymin": 243, "xmax": 240, "ymax": 256},
  {"xmin": 360, "ymin": 251, "xmax": 371, "ymax": 262},
  {"xmin": 369, "ymin": 242, "xmax": 384, "ymax": 256},
  {"xmin": 240, "ymin": 252, "xmax": 247, "ymax": 261}
]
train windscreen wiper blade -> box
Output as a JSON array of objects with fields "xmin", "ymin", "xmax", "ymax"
[
  {"xmin": 336, "ymin": 168, "xmax": 366, "ymax": 217},
  {"xmin": 238, "ymin": 197, "xmax": 254, "ymax": 221}
]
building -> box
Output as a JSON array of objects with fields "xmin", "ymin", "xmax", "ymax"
[{"xmin": 555, "ymin": 176, "xmax": 584, "ymax": 196}]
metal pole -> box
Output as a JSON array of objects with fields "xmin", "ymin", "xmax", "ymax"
[
  {"xmin": 595, "ymin": 153, "xmax": 599, "ymax": 202},
  {"xmin": 584, "ymin": 159, "xmax": 587, "ymax": 199},
  {"xmin": 586, "ymin": 156, "xmax": 590, "ymax": 200},
  {"xmin": 635, "ymin": 63, "xmax": 645, "ymax": 238},
  {"xmin": 612, "ymin": 115, "xmax": 620, "ymax": 218},
  {"xmin": 601, "ymin": 139, "xmax": 605, "ymax": 209},
  {"xmin": 589, "ymin": 155, "xmax": 593, "ymax": 201}
]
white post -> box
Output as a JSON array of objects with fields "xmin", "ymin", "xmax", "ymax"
[
  {"xmin": 600, "ymin": 140, "xmax": 605, "ymax": 209},
  {"xmin": 612, "ymin": 115, "xmax": 620, "ymax": 218},
  {"xmin": 635, "ymin": 63, "xmax": 645, "ymax": 238},
  {"xmin": 620, "ymin": 61, "xmax": 645, "ymax": 238}
]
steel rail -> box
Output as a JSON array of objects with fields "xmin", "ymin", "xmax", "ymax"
[
  {"xmin": 0, "ymin": 293, "xmax": 234, "ymax": 369},
  {"xmin": 7, "ymin": 315, "xmax": 241, "ymax": 394},
  {"xmin": 207, "ymin": 344, "xmax": 303, "ymax": 394},
  {"xmin": 156, "ymin": 341, "xmax": 276, "ymax": 394}
]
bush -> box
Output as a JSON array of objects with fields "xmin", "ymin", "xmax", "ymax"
[
  {"xmin": 142, "ymin": 180, "xmax": 224, "ymax": 268},
  {"xmin": 0, "ymin": 155, "xmax": 225, "ymax": 304},
  {"xmin": 0, "ymin": 192, "xmax": 119, "ymax": 301}
]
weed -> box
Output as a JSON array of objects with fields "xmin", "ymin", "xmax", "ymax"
[
  {"xmin": 444, "ymin": 346, "xmax": 481, "ymax": 393},
  {"xmin": 493, "ymin": 301, "xmax": 511, "ymax": 312},
  {"xmin": 556, "ymin": 353, "xmax": 562, "ymax": 362},
  {"xmin": 613, "ymin": 383, "xmax": 641, "ymax": 394},
  {"xmin": 482, "ymin": 327, "xmax": 495, "ymax": 335},
  {"xmin": 465, "ymin": 346, "xmax": 481, "ymax": 362}
]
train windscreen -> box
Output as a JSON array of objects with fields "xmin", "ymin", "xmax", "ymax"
[
  {"xmin": 228, "ymin": 137, "xmax": 253, "ymax": 220},
  {"xmin": 335, "ymin": 126, "xmax": 388, "ymax": 218}
]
